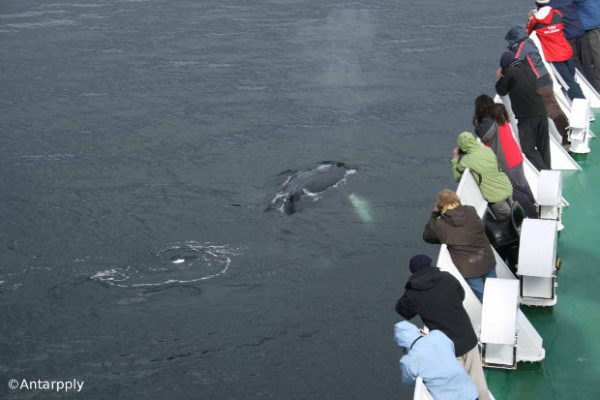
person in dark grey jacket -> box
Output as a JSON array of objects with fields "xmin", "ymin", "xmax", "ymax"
[
  {"xmin": 505, "ymin": 25, "xmax": 570, "ymax": 146},
  {"xmin": 496, "ymin": 52, "xmax": 553, "ymax": 169},
  {"xmin": 473, "ymin": 96, "xmax": 538, "ymax": 218},
  {"xmin": 395, "ymin": 254, "xmax": 490, "ymax": 400},
  {"xmin": 422, "ymin": 189, "xmax": 497, "ymax": 302}
]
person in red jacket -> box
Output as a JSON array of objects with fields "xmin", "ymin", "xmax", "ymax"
[
  {"xmin": 527, "ymin": 0, "xmax": 585, "ymax": 99},
  {"xmin": 473, "ymin": 96, "xmax": 538, "ymax": 218}
]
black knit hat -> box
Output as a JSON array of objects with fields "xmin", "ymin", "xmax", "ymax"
[
  {"xmin": 500, "ymin": 51, "xmax": 515, "ymax": 69},
  {"xmin": 409, "ymin": 254, "xmax": 433, "ymax": 273}
]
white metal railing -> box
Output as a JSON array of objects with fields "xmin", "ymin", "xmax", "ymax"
[
  {"xmin": 575, "ymin": 69, "xmax": 600, "ymax": 109},
  {"xmin": 495, "ymin": 94, "xmax": 581, "ymax": 170},
  {"xmin": 435, "ymin": 170, "xmax": 546, "ymax": 362}
]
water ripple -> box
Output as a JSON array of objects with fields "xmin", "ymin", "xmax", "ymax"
[{"xmin": 91, "ymin": 242, "xmax": 239, "ymax": 287}]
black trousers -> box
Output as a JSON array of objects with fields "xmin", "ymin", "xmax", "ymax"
[
  {"xmin": 568, "ymin": 36, "xmax": 597, "ymax": 90},
  {"xmin": 517, "ymin": 115, "xmax": 551, "ymax": 171}
]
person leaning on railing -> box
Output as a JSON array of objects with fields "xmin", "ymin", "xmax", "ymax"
[
  {"xmin": 421, "ymin": 190, "xmax": 497, "ymax": 303},
  {"xmin": 395, "ymin": 254, "xmax": 490, "ymax": 400},
  {"xmin": 495, "ymin": 51, "xmax": 554, "ymax": 168},
  {"xmin": 505, "ymin": 25, "xmax": 571, "ymax": 146},
  {"xmin": 451, "ymin": 132, "xmax": 514, "ymax": 221},
  {"xmin": 393, "ymin": 320, "xmax": 478, "ymax": 400},
  {"xmin": 472, "ymin": 95, "xmax": 539, "ymax": 218}
]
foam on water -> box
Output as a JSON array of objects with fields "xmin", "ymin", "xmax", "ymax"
[
  {"xmin": 91, "ymin": 242, "xmax": 239, "ymax": 287},
  {"xmin": 3, "ymin": 19, "xmax": 75, "ymax": 29}
]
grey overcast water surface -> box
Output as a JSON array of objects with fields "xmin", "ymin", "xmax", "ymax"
[{"xmin": 1, "ymin": 0, "xmax": 525, "ymax": 398}]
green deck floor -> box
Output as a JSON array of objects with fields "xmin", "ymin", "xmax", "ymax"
[{"xmin": 485, "ymin": 112, "xmax": 600, "ymax": 399}]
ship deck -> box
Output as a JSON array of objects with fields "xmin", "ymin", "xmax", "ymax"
[{"xmin": 485, "ymin": 111, "xmax": 600, "ymax": 399}]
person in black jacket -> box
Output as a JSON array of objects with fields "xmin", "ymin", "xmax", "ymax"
[
  {"xmin": 505, "ymin": 26, "xmax": 570, "ymax": 146},
  {"xmin": 395, "ymin": 254, "xmax": 490, "ymax": 400},
  {"xmin": 496, "ymin": 50, "xmax": 553, "ymax": 170}
]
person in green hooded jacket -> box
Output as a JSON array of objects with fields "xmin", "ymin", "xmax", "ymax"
[{"xmin": 452, "ymin": 131, "xmax": 514, "ymax": 221}]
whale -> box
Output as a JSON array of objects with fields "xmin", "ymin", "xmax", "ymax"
[{"xmin": 274, "ymin": 162, "xmax": 354, "ymax": 214}]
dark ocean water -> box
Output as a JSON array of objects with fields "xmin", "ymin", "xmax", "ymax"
[{"xmin": 1, "ymin": 1, "xmax": 525, "ymax": 398}]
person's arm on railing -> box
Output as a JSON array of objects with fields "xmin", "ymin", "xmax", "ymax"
[{"xmin": 395, "ymin": 294, "xmax": 417, "ymax": 320}]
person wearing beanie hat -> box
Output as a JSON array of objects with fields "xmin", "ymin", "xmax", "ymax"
[
  {"xmin": 496, "ymin": 47, "xmax": 554, "ymax": 167},
  {"xmin": 499, "ymin": 50, "xmax": 515, "ymax": 69},
  {"xmin": 408, "ymin": 254, "xmax": 433, "ymax": 274},
  {"xmin": 527, "ymin": 0, "xmax": 585, "ymax": 100},
  {"xmin": 393, "ymin": 321, "xmax": 478, "ymax": 400},
  {"xmin": 395, "ymin": 253, "xmax": 491, "ymax": 400}
]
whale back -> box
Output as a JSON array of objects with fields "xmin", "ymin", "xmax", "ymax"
[{"xmin": 284, "ymin": 163, "xmax": 349, "ymax": 214}]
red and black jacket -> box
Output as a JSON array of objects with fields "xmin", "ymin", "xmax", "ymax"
[{"xmin": 526, "ymin": 6, "xmax": 573, "ymax": 62}]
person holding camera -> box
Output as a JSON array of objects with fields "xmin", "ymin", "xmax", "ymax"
[
  {"xmin": 452, "ymin": 131, "xmax": 514, "ymax": 221},
  {"xmin": 421, "ymin": 190, "xmax": 497, "ymax": 303}
]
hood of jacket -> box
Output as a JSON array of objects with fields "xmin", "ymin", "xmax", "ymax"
[
  {"xmin": 457, "ymin": 131, "xmax": 480, "ymax": 153},
  {"xmin": 441, "ymin": 205, "xmax": 471, "ymax": 227},
  {"xmin": 505, "ymin": 26, "xmax": 528, "ymax": 50},
  {"xmin": 394, "ymin": 321, "xmax": 422, "ymax": 349},
  {"xmin": 406, "ymin": 266, "xmax": 443, "ymax": 291}
]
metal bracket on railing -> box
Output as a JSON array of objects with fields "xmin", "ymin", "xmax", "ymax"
[{"xmin": 568, "ymin": 98, "xmax": 592, "ymax": 154}]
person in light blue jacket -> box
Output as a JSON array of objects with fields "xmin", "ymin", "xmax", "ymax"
[{"xmin": 394, "ymin": 321, "xmax": 479, "ymax": 400}]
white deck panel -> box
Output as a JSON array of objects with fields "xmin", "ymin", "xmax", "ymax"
[
  {"xmin": 538, "ymin": 170, "xmax": 562, "ymax": 206},
  {"xmin": 518, "ymin": 219, "xmax": 558, "ymax": 277},
  {"xmin": 481, "ymin": 278, "xmax": 519, "ymax": 345}
]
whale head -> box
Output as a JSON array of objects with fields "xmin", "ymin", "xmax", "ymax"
[{"xmin": 283, "ymin": 193, "xmax": 300, "ymax": 215}]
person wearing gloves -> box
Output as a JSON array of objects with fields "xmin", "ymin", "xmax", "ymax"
[
  {"xmin": 393, "ymin": 320, "xmax": 479, "ymax": 400},
  {"xmin": 452, "ymin": 131, "xmax": 514, "ymax": 221}
]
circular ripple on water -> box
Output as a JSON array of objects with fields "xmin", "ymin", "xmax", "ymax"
[{"xmin": 91, "ymin": 242, "xmax": 239, "ymax": 287}]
